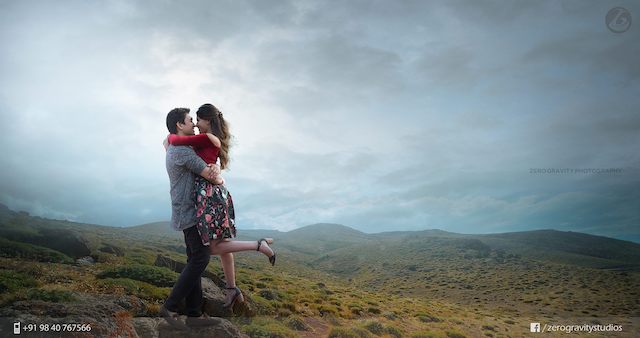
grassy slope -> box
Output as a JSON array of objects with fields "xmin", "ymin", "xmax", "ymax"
[{"xmin": 1, "ymin": 206, "xmax": 639, "ymax": 337}]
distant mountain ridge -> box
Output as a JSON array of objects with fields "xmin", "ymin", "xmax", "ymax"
[
  {"xmin": 477, "ymin": 229, "xmax": 640, "ymax": 270},
  {"xmin": 2, "ymin": 203, "xmax": 639, "ymax": 271},
  {"xmin": 125, "ymin": 220, "xmax": 640, "ymax": 272}
]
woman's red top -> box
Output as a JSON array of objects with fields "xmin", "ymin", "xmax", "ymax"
[{"xmin": 168, "ymin": 134, "xmax": 219, "ymax": 164}]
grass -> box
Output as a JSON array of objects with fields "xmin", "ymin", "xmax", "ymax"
[
  {"xmin": 25, "ymin": 288, "xmax": 77, "ymax": 302},
  {"xmin": 96, "ymin": 278, "xmax": 169, "ymax": 301},
  {"xmin": 97, "ymin": 264, "xmax": 178, "ymax": 287},
  {"xmin": 0, "ymin": 269, "xmax": 38, "ymax": 293}
]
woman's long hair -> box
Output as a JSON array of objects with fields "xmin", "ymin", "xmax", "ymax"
[{"xmin": 196, "ymin": 103, "xmax": 231, "ymax": 169}]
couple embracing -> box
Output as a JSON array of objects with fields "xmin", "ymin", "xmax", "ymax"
[{"xmin": 160, "ymin": 103, "xmax": 276, "ymax": 328}]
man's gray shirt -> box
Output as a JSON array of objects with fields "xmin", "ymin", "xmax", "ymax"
[{"xmin": 166, "ymin": 144, "xmax": 207, "ymax": 231}]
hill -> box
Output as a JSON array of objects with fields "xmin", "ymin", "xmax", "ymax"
[
  {"xmin": 477, "ymin": 229, "xmax": 640, "ymax": 270},
  {"xmin": 1, "ymin": 205, "xmax": 639, "ymax": 337}
]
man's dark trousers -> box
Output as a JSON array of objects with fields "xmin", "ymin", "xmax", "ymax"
[{"xmin": 164, "ymin": 225, "xmax": 210, "ymax": 316}]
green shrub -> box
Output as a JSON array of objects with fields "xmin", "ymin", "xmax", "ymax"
[
  {"xmin": 329, "ymin": 326, "xmax": 372, "ymax": 338},
  {"xmin": 416, "ymin": 314, "xmax": 442, "ymax": 323},
  {"xmin": 317, "ymin": 304, "xmax": 339, "ymax": 316},
  {"xmin": 277, "ymin": 309, "xmax": 292, "ymax": 318},
  {"xmin": 409, "ymin": 331, "xmax": 444, "ymax": 338},
  {"xmin": 251, "ymin": 295, "xmax": 276, "ymax": 315},
  {"xmin": 383, "ymin": 311, "xmax": 398, "ymax": 320},
  {"xmin": 445, "ymin": 331, "xmax": 467, "ymax": 338},
  {"xmin": 351, "ymin": 307, "xmax": 363, "ymax": 315},
  {"xmin": 367, "ymin": 307, "xmax": 381, "ymax": 314},
  {"xmin": 259, "ymin": 289, "xmax": 279, "ymax": 300},
  {"xmin": 284, "ymin": 315, "xmax": 310, "ymax": 331},
  {"xmin": 97, "ymin": 264, "xmax": 178, "ymax": 287},
  {"xmin": 243, "ymin": 319, "xmax": 296, "ymax": 338},
  {"xmin": 26, "ymin": 288, "xmax": 76, "ymax": 302},
  {"xmin": 329, "ymin": 327, "xmax": 359, "ymax": 338},
  {"xmin": 281, "ymin": 301, "xmax": 296, "ymax": 312},
  {"xmin": 0, "ymin": 270, "xmax": 38, "ymax": 293},
  {"xmin": 362, "ymin": 320, "xmax": 384, "ymax": 335},
  {"xmin": 126, "ymin": 253, "xmax": 154, "ymax": 265},
  {"xmin": 92, "ymin": 252, "xmax": 117, "ymax": 263},
  {"xmin": 386, "ymin": 325, "xmax": 403, "ymax": 338}
]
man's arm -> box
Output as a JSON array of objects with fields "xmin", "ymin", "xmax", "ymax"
[
  {"xmin": 170, "ymin": 146, "xmax": 218, "ymax": 182},
  {"xmin": 201, "ymin": 165, "xmax": 218, "ymax": 182},
  {"xmin": 162, "ymin": 136, "xmax": 169, "ymax": 151}
]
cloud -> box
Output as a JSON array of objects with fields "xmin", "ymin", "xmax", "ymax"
[{"xmin": 0, "ymin": 0, "xmax": 638, "ymax": 243}]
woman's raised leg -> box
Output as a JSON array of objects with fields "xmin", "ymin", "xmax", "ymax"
[{"xmin": 210, "ymin": 239, "xmax": 275, "ymax": 260}]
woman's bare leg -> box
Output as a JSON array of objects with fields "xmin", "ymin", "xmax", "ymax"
[
  {"xmin": 219, "ymin": 252, "xmax": 241, "ymax": 306},
  {"xmin": 211, "ymin": 239, "xmax": 274, "ymax": 306},
  {"xmin": 210, "ymin": 239, "xmax": 274, "ymax": 258},
  {"xmin": 220, "ymin": 252, "xmax": 236, "ymax": 288}
]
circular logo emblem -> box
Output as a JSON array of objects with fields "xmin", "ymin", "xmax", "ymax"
[{"xmin": 606, "ymin": 7, "xmax": 632, "ymax": 33}]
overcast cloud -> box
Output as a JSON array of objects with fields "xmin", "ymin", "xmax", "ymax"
[{"xmin": 1, "ymin": 0, "xmax": 638, "ymax": 242}]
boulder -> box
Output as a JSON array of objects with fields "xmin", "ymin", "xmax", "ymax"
[
  {"xmin": 34, "ymin": 228, "xmax": 92, "ymax": 258},
  {"xmin": 99, "ymin": 244, "xmax": 125, "ymax": 256},
  {"xmin": 76, "ymin": 256, "xmax": 95, "ymax": 265}
]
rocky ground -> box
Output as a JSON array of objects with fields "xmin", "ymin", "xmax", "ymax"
[{"xmin": 0, "ymin": 276, "xmax": 248, "ymax": 338}]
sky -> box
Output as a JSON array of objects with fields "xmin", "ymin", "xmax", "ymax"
[{"xmin": 1, "ymin": 0, "xmax": 638, "ymax": 242}]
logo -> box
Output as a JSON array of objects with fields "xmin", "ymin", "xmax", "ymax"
[
  {"xmin": 530, "ymin": 322, "xmax": 541, "ymax": 333},
  {"xmin": 606, "ymin": 7, "xmax": 632, "ymax": 33}
]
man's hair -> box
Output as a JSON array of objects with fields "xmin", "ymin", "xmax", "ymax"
[{"xmin": 166, "ymin": 108, "xmax": 190, "ymax": 134}]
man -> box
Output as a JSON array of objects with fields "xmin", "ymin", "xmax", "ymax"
[{"xmin": 160, "ymin": 107, "xmax": 220, "ymax": 329}]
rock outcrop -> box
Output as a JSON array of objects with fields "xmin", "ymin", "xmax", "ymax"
[
  {"xmin": 0, "ymin": 293, "xmax": 141, "ymax": 337},
  {"xmin": 0, "ymin": 277, "xmax": 252, "ymax": 337},
  {"xmin": 155, "ymin": 255, "xmax": 256, "ymax": 317},
  {"xmin": 99, "ymin": 243, "xmax": 125, "ymax": 257}
]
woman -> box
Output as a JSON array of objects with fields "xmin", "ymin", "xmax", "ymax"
[{"xmin": 167, "ymin": 103, "xmax": 276, "ymax": 310}]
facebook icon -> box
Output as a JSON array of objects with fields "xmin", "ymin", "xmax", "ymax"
[{"xmin": 530, "ymin": 323, "xmax": 541, "ymax": 332}]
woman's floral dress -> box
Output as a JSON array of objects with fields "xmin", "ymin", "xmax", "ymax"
[{"xmin": 194, "ymin": 176, "xmax": 236, "ymax": 246}]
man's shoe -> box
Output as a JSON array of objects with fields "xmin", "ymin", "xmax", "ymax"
[
  {"xmin": 160, "ymin": 304, "xmax": 187, "ymax": 330},
  {"xmin": 185, "ymin": 314, "xmax": 222, "ymax": 327}
]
